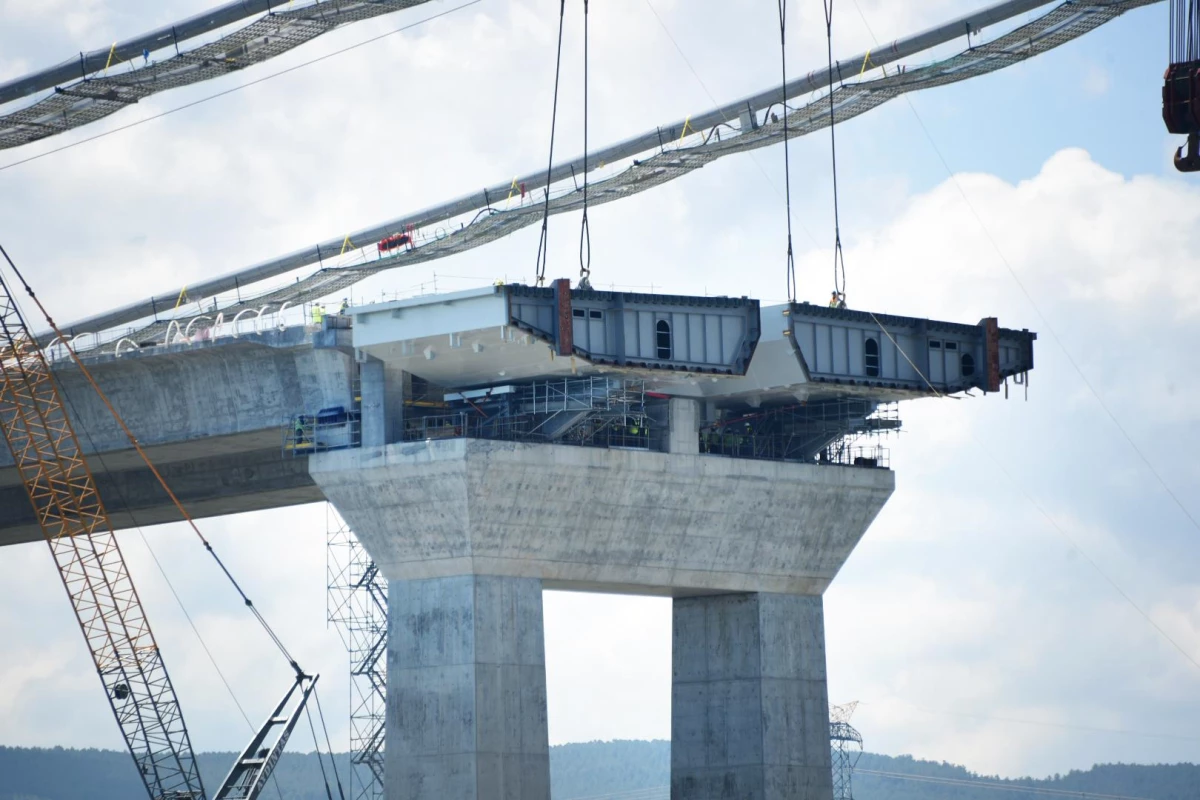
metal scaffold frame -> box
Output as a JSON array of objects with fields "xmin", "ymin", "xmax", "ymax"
[
  {"xmin": 326, "ymin": 508, "xmax": 387, "ymax": 800},
  {"xmin": 701, "ymin": 399, "xmax": 900, "ymax": 467},
  {"xmin": 408, "ymin": 376, "xmax": 659, "ymax": 451}
]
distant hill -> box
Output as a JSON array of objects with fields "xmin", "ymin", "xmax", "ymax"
[{"xmin": 1, "ymin": 742, "xmax": 1197, "ymax": 799}]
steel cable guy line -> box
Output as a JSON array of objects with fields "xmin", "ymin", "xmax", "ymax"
[
  {"xmin": 0, "ymin": 0, "xmax": 439, "ymax": 151},
  {"xmin": 535, "ymin": 0, "xmax": 569, "ymax": 287},
  {"xmin": 824, "ymin": 0, "xmax": 849, "ymax": 301},
  {"xmin": 51, "ymin": 0, "xmax": 1158, "ymax": 348},
  {"xmin": 579, "ymin": 0, "xmax": 592, "ymax": 288},
  {"xmin": 0, "ymin": 243, "xmax": 309, "ymax": 679},
  {"xmin": 855, "ymin": 769, "xmax": 1156, "ymax": 800},
  {"xmin": 777, "ymin": 0, "xmax": 798, "ymax": 304}
]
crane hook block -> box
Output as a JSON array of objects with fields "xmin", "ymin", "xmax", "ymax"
[{"xmin": 1163, "ymin": 60, "xmax": 1200, "ymax": 172}]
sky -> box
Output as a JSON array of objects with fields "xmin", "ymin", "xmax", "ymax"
[{"xmin": 0, "ymin": 0, "xmax": 1198, "ymax": 783}]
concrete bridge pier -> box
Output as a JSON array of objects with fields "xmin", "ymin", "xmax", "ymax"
[
  {"xmin": 672, "ymin": 592, "xmax": 832, "ymax": 799},
  {"xmin": 387, "ymin": 574, "xmax": 550, "ymax": 799},
  {"xmin": 312, "ymin": 434, "xmax": 892, "ymax": 800}
]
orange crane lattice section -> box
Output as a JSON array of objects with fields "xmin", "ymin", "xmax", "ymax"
[{"xmin": 0, "ymin": 271, "xmax": 205, "ymax": 800}]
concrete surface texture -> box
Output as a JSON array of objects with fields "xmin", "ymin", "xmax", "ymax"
[
  {"xmin": 0, "ymin": 332, "xmax": 352, "ymax": 545},
  {"xmin": 309, "ymin": 438, "xmax": 894, "ymax": 596},
  {"xmin": 387, "ymin": 574, "xmax": 550, "ymax": 800},
  {"xmin": 673, "ymin": 593, "xmax": 833, "ymax": 800}
]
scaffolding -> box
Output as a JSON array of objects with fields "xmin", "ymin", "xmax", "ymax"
[
  {"xmin": 700, "ymin": 399, "xmax": 899, "ymax": 467},
  {"xmin": 283, "ymin": 406, "xmax": 360, "ymax": 455},
  {"xmin": 830, "ymin": 702, "xmax": 864, "ymax": 800},
  {"xmin": 405, "ymin": 377, "xmax": 662, "ymax": 452},
  {"xmin": 326, "ymin": 511, "xmax": 386, "ymax": 800}
]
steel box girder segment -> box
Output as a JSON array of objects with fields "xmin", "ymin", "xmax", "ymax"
[
  {"xmin": 214, "ymin": 675, "xmax": 319, "ymax": 800},
  {"xmin": 786, "ymin": 305, "xmax": 1036, "ymax": 396},
  {"xmin": 0, "ymin": 278, "xmax": 205, "ymax": 800},
  {"xmin": 48, "ymin": 0, "xmax": 1072, "ymax": 341}
]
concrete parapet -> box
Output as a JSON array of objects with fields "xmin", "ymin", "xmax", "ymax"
[
  {"xmin": 309, "ymin": 439, "xmax": 893, "ymax": 596},
  {"xmin": 672, "ymin": 593, "xmax": 833, "ymax": 800},
  {"xmin": 387, "ymin": 574, "xmax": 550, "ymax": 800}
]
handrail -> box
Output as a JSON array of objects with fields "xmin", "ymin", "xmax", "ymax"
[
  {"xmin": 113, "ymin": 337, "xmax": 140, "ymax": 357},
  {"xmin": 184, "ymin": 315, "xmax": 212, "ymax": 338},
  {"xmin": 163, "ymin": 319, "xmax": 184, "ymax": 346}
]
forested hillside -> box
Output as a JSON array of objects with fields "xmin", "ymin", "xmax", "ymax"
[{"xmin": 1, "ymin": 742, "xmax": 1196, "ymax": 799}]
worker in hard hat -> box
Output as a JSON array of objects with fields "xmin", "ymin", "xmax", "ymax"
[
  {"xmin": 829, "ymin": 291, "xmax": 846, "ymax": 309},
  {"xmin": 339, "ymin": 298, "xmax": 349, "ymax": 315},
  {"xmin": 311, "ymin": 304, "xmax": 325, "ymax": 326}
]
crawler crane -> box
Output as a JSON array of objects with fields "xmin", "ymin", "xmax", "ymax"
[{"xmin": 0, "ymin": 245, "xmax": 323, "ymax": 800}]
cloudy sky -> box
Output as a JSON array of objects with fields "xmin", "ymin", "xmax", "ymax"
[{"xmin": 1, "ymin": 0, "xmax": 1198, "ymax": 783}]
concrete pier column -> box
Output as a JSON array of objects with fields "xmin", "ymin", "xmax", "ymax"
[
  {"xmin": 358, "ymin": 357, "xmax": 406, "ymax": 447},
  {"xmin": 668, "ymin": 397, "xmax": 701, "ymax": 454},
  {"xmin": 387, "ymin": 575, "xmax": 551, "ymax": 800},
  {"xmin": 672, "ymin": 593, "xmax": 833, "ymax": 800},
  {"xmin": 359, "ymin": 357, "xmax": 387, "ymax": 448}
]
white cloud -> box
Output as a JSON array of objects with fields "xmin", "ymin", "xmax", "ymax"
[{"xmin": 0, "ymin": 0, "xmax": 1198, "ymax": 784}]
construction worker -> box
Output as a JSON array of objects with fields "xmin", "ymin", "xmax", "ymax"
[
  {"xmin": 339, "ymin": 298, "xmax": 349, "ymax": 315},
  {"xmin": 829, "ymin": 291, "xmax": 847, "ymax": 309},
  {"xmin": 293, "ymin": 417, "xmax": 307, "ymax": 447},
  {"xmin": 311, "ymin": 304, "xmax": 325, "ymax": 326}
]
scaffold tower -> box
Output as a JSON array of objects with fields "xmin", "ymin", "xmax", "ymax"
[{"xmin": 327, "ymin": 507, "xmax": 387, "ymax": 800}]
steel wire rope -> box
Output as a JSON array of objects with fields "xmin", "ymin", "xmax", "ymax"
[
  {"xmin": 0, "ymin": 257, "xmax": 206, "ymax": 798},
  {"xmin": 823, "ymin": 0, "xmax": 848, "ymax": 303},
  {"xmin": 855, "ymin": 769, "xmax": 1156, "ymax": 800},
  {"xmin": 0, "ymin": 0, "xmax": 484, "ymax": 175},
  {"xmin": 857, "ymin": 697, "xmax": 1200, "ymax": 742},
  {"xmin": 0, "ymin": 242, "xmax": 308, "ymax": 678},
  {"xmin": 534, "ymin": 0, "xmax": 569, "ymax": 287},
  {"xmin": 639, "ymin": 0, "xmax": 823, "ymax": 249},
  {"xmin": 50, "ymin": 380, "xmax": 257, "ymax": 734},
  {"xmin": 578, "ymin": 0, "xmax": 592, "ymax": 289},
  {"xmin": 777, "ymin": 0, "xmax": 798, "ymax": 303},
  {"xmin": 1, "ymin": 250, "xmax": 290, "ymax": 800},
  {"xmin": 857, "ymin": 301, "xmax": 1200, "ymax": 675},
  {"xmin": 305, "ymin": 700, "xmax": 337, "ymax": 800},
  {"xmin": 314, "ymin": 684, "xmax": 348, "ymax": 800},
  {"xmin": 843, "ymin": 0, "xmax": 1200, "ymax": 639},
  {"xmin": 50, "ymin": 373, "xmax": 290, "ymax": 800}
]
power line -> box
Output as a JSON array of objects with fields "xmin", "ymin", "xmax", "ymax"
[
  {"xmin": 857, "ymin": 769, "xmax": 1156, "ymax": 800},
  {"xmin": 857, "ymin": 698, "xmax": 1200, "ymax": 743},
  {"xmin": 845, "ymin": 0, "xmax": 1200, "ymax": 677},
  {"xmin": 640, "ymin": 0, "xmax": 822, "ymax": 250},
  {"xmin": 0, "ymin": 0, "xmax": 483, "ymax": 175},
  {"xmin": 846, "ymin": 0, "xmax": 1200, "ymax": 533}
]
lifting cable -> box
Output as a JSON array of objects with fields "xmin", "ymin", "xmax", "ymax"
[
  {"xmin": 824, "ymin": 0, "xmax": 849, "ymax": 304},
  {"xmin": 777, "ymin": 0, "xmax": 798, "ymax": 304},
  {"xmin": 578, "ymin": 0, "xmax": 593, "ymax": 290},
  {"xmin": 305, "ymin": 686, "xmax": 346, "ymax": 800},
  {"xmin": 0, "ymin": 243, "xmax": 306, "ymax": 679},
  {"xmin": 534, "ymin": 0, "xmax": 568, "ymax": 287},
  {"xmin": 1169, "ymin": 0, "xmax": 1200, "ymax": 63}
]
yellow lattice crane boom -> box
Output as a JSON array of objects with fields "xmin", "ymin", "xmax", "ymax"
[
  {"xmin": 0, "ymin": 245, "xmax": 322, "ymax": 800},
  {"xmin": 0, "ymin": 253, "xmax": 205, "ymax": 797}
]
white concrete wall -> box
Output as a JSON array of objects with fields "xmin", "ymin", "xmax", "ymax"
[{"xmin": 310, "ymin": 439, "xmax": 893, "ymax": 596}]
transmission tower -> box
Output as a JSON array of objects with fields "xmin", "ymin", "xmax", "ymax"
[
  {"xmin": 829, "ymin": 702, "xmax": 864, "ymax": 800},
  {"xmin": 327, "ymin": 507, "xmax": 387, "ymax": 800}
]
